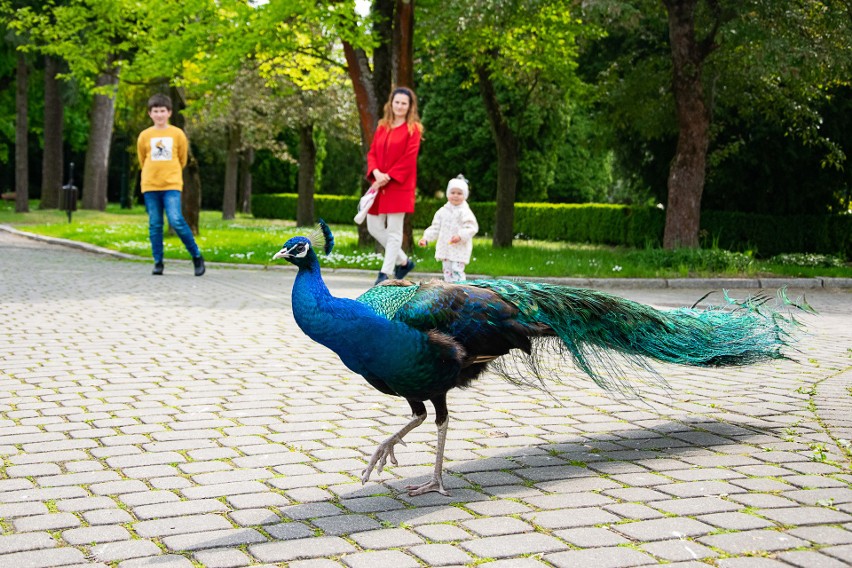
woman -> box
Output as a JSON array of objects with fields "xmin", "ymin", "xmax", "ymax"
[{"xmin": 365, "ymin": 86, "xmax": 423, "ymax": 284}]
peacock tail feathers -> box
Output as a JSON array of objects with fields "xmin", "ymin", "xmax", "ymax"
[{"xmin": 473, "ymin": 280, "xmax": 808, "ymax": 395}]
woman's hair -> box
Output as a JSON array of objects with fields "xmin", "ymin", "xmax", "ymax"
[{"xmin": 378, "ymin": 87, "xmax": 424, "ymax": 134}]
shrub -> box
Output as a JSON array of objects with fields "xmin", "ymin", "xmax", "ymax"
[{"xmin": 251, "ymin": 193, "xmax": 851, "ymax": 258}]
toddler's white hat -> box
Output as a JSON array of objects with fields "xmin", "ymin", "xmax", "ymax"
[{"xmin": 447, "ymin": 175, "xmax": 469, "ymax": 199}]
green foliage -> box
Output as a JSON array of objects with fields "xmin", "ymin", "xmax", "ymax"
[
  {"xmin": 631, "ymin": 246, "xmax": 753, "ymax": 273},
  {"xmin": 701, "ymin": 210, "xmax": 852, "ymax": 259},
  {"xmin": 252, "ymin": 192, "xmax": 852, "ymax": 259},
  {"xmin": 770, "ymin": 253, "xmax": 845, "ymax": 269}
]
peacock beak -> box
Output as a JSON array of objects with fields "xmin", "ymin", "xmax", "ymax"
[{"xmin": 272, "ymin": 247, "xmax": 292, "ymax": 260}]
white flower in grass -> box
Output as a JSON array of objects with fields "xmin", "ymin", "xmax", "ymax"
[{"xmin": 612, "ymin": 265, "xmax": 622, "ymax": 272}]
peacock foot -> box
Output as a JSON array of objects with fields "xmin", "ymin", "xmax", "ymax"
[
  {"xmin": 405, "ymin": 476, "xmax": 449, "ymax": 497},
  {"xmin": 361, "ymin": 436, "xmax": 406, "ymax": 484}
]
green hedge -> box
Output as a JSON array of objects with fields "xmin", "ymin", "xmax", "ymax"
[{"xmin": 252, "ymin": 193, "xmax": 851, "ymax": 258}]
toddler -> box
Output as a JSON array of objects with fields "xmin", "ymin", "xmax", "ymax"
[{"xmin": 418, "ymin": 175, "xmax": 479, "ymax": 282}]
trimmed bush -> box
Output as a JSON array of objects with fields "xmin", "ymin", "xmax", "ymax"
[{"xmin": 252, "ymin": 193, "xmax": 851, "ymax": 258}]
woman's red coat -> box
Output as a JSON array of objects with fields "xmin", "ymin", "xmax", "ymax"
[{"xmin": 366, "ymin": 123, "xmax": 421, "ymax": 214}]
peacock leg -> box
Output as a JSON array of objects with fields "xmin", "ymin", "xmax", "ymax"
[
  {"xmin": 406, "ymin": 394, "xmax": 450, "ymax": 496},
  {"xmin": 361, "ymin": 400, "xmax": 427, "ymax": 484}
]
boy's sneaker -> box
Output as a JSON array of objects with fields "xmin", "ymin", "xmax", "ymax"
[
  {"xmin": 394, "ymin": 259, "xmax": 416, "ymax": 280},
  {"xmin": 193, "ymin": 256, "xmax": 206, "ymax": 277},
  {"xmin": 374, "ymin": 272, "xmax": 389, "ymax": 285},
  {"xmin": 152, "ymin": 263, "xmax": 164, "ymax": 275}
]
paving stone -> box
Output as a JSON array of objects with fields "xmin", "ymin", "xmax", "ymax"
[
  {"xmin": 91, "ymin": 539, "xmax": 163, "ymax": 562},
  {"xmin": 193, "ymin": 548, "xmax": 253, "ymax": 568},
  {"xmin": 311, "ymin": 514, "xmax": 381, "ymax": 536},
  {"xmin": 776, "ymin": 550, "xmax": 851, "ymax": 568},
  {"xmin": 226, "ymin": 492, "xmax": 290, "ymax": 509},
  {"xmin": 614, "ymin": 517, "xmax": 715, "ymax": 541},
  {"xmin": 787, "ymin": 525, "xmax": 852, "ymax": 545},
  {"xmin": 340, "ymin": 496, "xmax": 406, "ymax": 513},
  {"xmin": 161, "ymin": 528, "xmax": 267, "ymax": 551},
  {"xmin": 544, "ymin": 547, "xmax": 658, "ymax": 568},
  {"xmin": 134, "ymin": 514, "xmax": 234, "ymax": 538},
  {"xmin": 228, "ymin": 508, "xmax": 280, "ymax": 526},
  {"xmin": 522, "ymin": 491, "xmax": 614, "ymax": 510},
  {"xmin": 264, "ymin": 522, "xmax": 315, "ymax": 540},
  {"xmin": 376, "ymin": 505, "xmax": 473, "ymax": 526},
  {"xmin": 461, "ymin": 516, "xmax": 535, "ymax": 536},
  {"xmin": 604, "ymin": 502, "xmax": 666, "ymax": 520},
  {"xmin": 180, "ymin": 481, "xmax": 270, "ymax": 500},
  {"xmin": 83, "ymin": 508, "xmax": 134, "ymax": 525},
  {"xmin": 250, "ymin": 536, "xmax": 356, "ymax": 562},
  {"xmin": 697, "ymin": 512, "xmax": 776, "ymax": 530},
  {"xmin": 0, "ymin": 547, "xmax": 86, "ymax": 568},
  {"xmin": 132, "ymin": 498, "xmax": 230, "ymax": 520},
  {"xmin": 522, "ymin": 507, "xmax": 621, "ymax": 530},
  {"xmin": 408, "ymin": 544, "xmax": 472, "ymax": 566},
  {"xmin": 341, "ymin": 550, "xmax": 420, "ymax": 568},
  {"xmin": 715, "ymin": 559, "xmax": 791, "ymax": 567},
  {"xmin": 756, "ymin": 506, "xmax": 852, "ymax": 526},
  {"xmin": 412, "ymin": 524, "xmax": 473, "ymax": 542},
  {"xmin": 288, "ymin": 561, "xmax": 346, "ymax": 568},
  {"xmin": 654, "ymin": 496, "xmax": 742, "ymax": 516},
  {"xmin": 640, "ymin": 539, "xmax": 719, "ymax": 561},
  {"xmin": 460, "ymin": 532, "xmax": 568, "ymax": 558},
  {"xmin": 350, "ymin": 528, "xmax": 424, "ymax": 549},
  {"xmin": 62, "ymin": 525, "xmax": 132, "ymax": 545},
  {"xmin": 822, "ymin": 544, "xmax": 852, "ymax": 564},
  {"xmin": 0, "ymin": 531, "xmax": 56, "ymax": 554},
  {"xmin": 0, "ymin": 502, "xmax": 49, "ymax": 518},
  {"xmin": 280, "ymin": 501, "xmax": 343, "ymax": 520},
  {"xmin": 118, "ymin": 554, "xmax": 196, "ymax": 568},
  {"xmin": 13, "ymin": 512, "xmax": 81, "ymax": 532},
  {"xmin": 552, "ymin": 527, "xmax": 629, "ymax": 547},
  {"xmin": 698, "ymin": 529, "xmax": 809, "ymax": 554}
]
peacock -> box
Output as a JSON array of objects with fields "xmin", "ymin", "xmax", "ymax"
[{"xmin": 273, "ymin": 221, "xmax": 809, "ymax": 496}]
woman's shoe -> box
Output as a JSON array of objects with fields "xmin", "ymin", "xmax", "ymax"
[
  {"xmin": 375, "ymin": 272, "xmax": 389, "ymax": 285},
  {"xmin": 152, "ymin": 263, "xmax": 164, "ymax": 275},
  {"xmin": 394, "ymin": 259, "xmax": 416, "ymax": 280}
]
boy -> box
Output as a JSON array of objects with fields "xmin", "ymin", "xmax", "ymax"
[
  {"xmin": 418, "ymin": 175, "xmax": 478, "ymax": 282},
  {"xmin": 137, "ymin": 93, "xmax": 205, "ymax": 276}
]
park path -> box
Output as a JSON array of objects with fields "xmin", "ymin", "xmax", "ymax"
[{"xmin": 1, "ymin": 229, "xmax": 851, "ymax": 568}]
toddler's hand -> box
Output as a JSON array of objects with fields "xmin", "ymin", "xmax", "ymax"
[
  {"xmin": 449, "ymin": 235, "xmax": 461, "ymax": 244},
  {"xmin": 418, "ymin": 239, "xmax": 427, "ymax": 247}
]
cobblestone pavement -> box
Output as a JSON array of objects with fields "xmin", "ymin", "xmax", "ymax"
[{"xmin": 1, "ymin": 230, "xmax": 851, "ymax": 568}]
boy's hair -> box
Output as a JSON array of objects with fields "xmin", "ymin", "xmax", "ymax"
[{"xmin": 147, "ymin": 93, "xmax": 172, "ymax": 111}]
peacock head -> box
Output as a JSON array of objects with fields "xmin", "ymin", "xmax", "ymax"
[{"xmin": 272, "ymin": 219, "xmax": 334, "ymax": 268}]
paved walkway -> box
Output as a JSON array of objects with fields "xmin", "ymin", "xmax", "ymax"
[{"xmin": 1, "ymin": 230, "xmax": 851, "ymax": 568}]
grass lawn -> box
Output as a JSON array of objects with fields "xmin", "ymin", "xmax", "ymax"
[{"xmin": 1, "ymin": 200, "xmax": 849, "ymax": 279}]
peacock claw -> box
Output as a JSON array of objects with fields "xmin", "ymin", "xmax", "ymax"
[
  {"xmin": 405, "ymin": 477, "xmax": 449, "ymax": 497},
  {"xmin": 362, "ymin": 436, "xmax": 405, "ymax": 484}
]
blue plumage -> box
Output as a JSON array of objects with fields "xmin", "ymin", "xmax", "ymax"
[{"xmin": 273, "ymin": 221, "xmax": 808, "ymax": 496}]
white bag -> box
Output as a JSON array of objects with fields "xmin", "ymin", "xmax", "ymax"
[{"xmin": 354, "ymin": 185, "xmax": 379, "ymax": 224}]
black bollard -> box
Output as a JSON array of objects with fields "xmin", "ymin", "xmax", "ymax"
[{"xmin": 61, "ymin": 162, "xmax": 78, "ymax": 223}]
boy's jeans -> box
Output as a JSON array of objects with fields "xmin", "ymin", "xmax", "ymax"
[{"xmin": 143, "ymin": 190, "xmax": 201, "ymax": 263}]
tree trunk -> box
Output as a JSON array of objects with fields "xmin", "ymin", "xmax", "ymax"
[
  {"xmin": 372, "ymin": 0, "xmax": 394, "ymax": 110},
  {"xmin": 81, "ymin": 65, "xmax": 119, "ymax": 211},
  {"xmin": 15, "ymin": 51, "xmax": 28, "ymax": 213},
  {"xmin": 222, "ymin": 123, "xmax": 240, "ymax": 220},
  {"xmin": 477, "ymin": 65, "xmax": 519, "ymax": 248},
  {"xmin": 297, "ymin": 123, "xmax": 316, "ymax": 227},
  {"xmin": 182, "ymin": 156, "xmax": 202, "ymax": 235},
  {"xmin": 238, "ymin": 147, "xmax": 254, "ymax": 214},
  {"xmin": 394, "ymin": 0, "xmax": 414, "ymax": 88},
  {"xmin": 170, "ymin": 86, "xmax": 200, "ymax": 234},
  {"xmin": 41, "ymin": 55, "xmax": 63, "ymax": 210},
  {"xmin": 662, "ymin": 0, "xmax": 714, "ymax": 249}
]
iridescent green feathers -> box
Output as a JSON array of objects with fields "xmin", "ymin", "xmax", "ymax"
[{"xmin": 358, "ymin": 278, "xmax": 809, "ymax": 395}]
